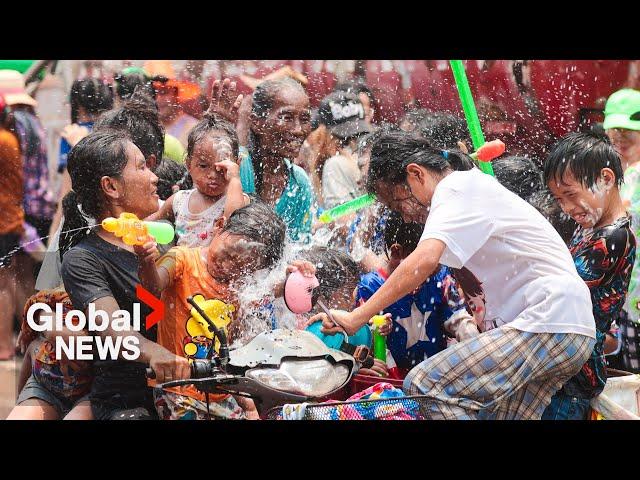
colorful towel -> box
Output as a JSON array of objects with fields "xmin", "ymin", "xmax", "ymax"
[{"xmin": 279, "ymin": 382, "xmax": 422, "ymax": 420}]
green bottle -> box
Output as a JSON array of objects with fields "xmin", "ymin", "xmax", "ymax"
[{"xmin": 371, "ymin": 315, "xmax": 387, "ymax": 363}]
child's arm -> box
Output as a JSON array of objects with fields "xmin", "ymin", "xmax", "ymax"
[
  {"xmin": 133, "ymin": 241, "xmax": 171, "ymax": 298},
  {"xmin": 145, "ymin": 193, "xmax": 176, "ymax": 223},
  {"xmin": 215, "ymin": 159, "xmax": 250, "ymax": 220}
]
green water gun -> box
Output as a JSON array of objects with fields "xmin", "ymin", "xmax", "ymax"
[
  {"xmin": 449, "ymin": 60, "xmax": 496, "ymax": 177},
  {"xmin": 102, "ymin": 213, "xmax": 174, "ymax": 246},
  {"xmin": 318, "ymin": 193, "xmax": 377, "ymax": 224}
]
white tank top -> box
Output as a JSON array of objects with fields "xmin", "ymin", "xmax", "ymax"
[{"xmin": 172, "ymin": 189, "xmax": 226, "ymax": 248}]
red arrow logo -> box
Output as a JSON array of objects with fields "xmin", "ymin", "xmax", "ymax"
[{"xmin": 136, "ymin": 284, "xmax": 164, "ymax": 330}]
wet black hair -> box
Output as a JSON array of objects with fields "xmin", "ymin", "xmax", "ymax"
[
  {"xmin": 249, "ymin": 77, "xmax": 307, "ymax": 195},
  {"xmin": 155, "ymin": 159, "xmax": 189, "ymax": 200},
  {"xmin": 186, "ymin": 113, "xmax": 239, "ymax": 165},
  {"xmin": 527, "ymin": 189, "xmax": 577, "ymax": 245},
  {"xmin": 366, "ymin": 130, "xmax": 475, "ymax": 193},
  {"xmin": 589, "ymin": 122, "xmax": 605, "ymax": 136},
  {"xmin": 69, "ymin": 78, "xmax": 113, "ymax": 124},
  {"xmin": 59, "ymin": 129, "xmax": 132, "ymax": 257},
  {"xmin": 492, "ymin": 155, "xmax": 543, "ymax": 201},
  {"xmin": 299, "ymin": 246, "xmax": 363, "ymax": 303},
  {"xmin": 114, "ymin": 71, "xmax": 155, "ymax": 102},
  {"xmin": 418, "ymin": 111, "xmax": 472, "ymax": 150},
  {"xmin": 383, "ymin": 211, "xmax": 423, "ymax": 256},
  {"xmin": 334, "ymin": 79, "xmax": 375, "ymax": 108},
  {"xmin": 400, "ymin": 108, "xmax": 431, "ymax": 131},
  {"xmin": 94, "ymin": 89, "xmax": 164, "ymax": 167},
  {"xmin": 356, "ymin": 124, "xmax": 396, "ymax": 157},
  {"xmin": 221, "ymin": 199, "xmax": 286, "ymax": 269},
  {"xmin": 543, "ymin": 131, "xmax": 624, "ymax": 189}
]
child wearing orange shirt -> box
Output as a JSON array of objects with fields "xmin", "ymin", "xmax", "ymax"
[{"xmin": 135, "ymin": 200, "xmax": 287, "ymax": 420}]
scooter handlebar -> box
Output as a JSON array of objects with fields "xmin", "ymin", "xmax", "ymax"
[{"xmin": 145, "ymin": 359, "xmax": 214, "ymax": 382}]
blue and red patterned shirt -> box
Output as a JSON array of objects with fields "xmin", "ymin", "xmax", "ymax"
[
  {"xmin": 13, "ymin": 110, "xmax": 56, "ymax": 220},
  {"xmin": 562, "ymin": 215, "xmax": 635, "ymax": 398},
  {"xmin": 356, "ymin": 266, "xmax": 467, "ymax": 373}
]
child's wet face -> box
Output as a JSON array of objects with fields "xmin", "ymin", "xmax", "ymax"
[
  {"xmin": 188, "ymin": 133, "xmax": 233, "ymax": 198},
  {"xmin": 606, "ymin": 128, "xmax": 640, "ymax": 166},
  {"xmin": 116, "ymin": 142, "xmax": 159, "ymax": 218},
  {"xmin": 207, "ymin": 232, "xmax": 266, "ymax": 283},
  {"xmin": 547, "ymin": 170, "xmax": 614, "ymax": 229}
]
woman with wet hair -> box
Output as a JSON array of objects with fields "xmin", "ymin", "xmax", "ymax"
[
  {"xmin": 205, "ymin": 76, "xmax": 315, "ymax": 242},
  {"xmin": 59, "ymin": 129, "xmax": 190, "ymax": 420},
  {"xmin": 238, "ymin": 78, "xmax": 315, "ymax": 242}
]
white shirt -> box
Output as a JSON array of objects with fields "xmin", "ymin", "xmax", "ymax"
[
  {"xmin": 322, "ymin": 154, "xmax": 362, "ymax": 209},
  {"xmin": 172, "ymin": 189, "xmax": 226, "ymax": 248},
  {"xmin": 420, "ymin": 168, "xmax": 595, "ymax": 338}
]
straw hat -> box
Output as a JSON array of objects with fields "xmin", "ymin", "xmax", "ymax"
[{"xmin": 0, "ymin": 70, "xmax": 37, "ymax": 107}]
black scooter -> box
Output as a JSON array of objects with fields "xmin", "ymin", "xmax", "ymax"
[{"xmin": 147, "ymin": 296, "xmax": 373, "ymax": 416}]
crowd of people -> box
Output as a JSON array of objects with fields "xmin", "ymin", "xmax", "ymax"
[{"xmin": 2, "ymin": 61, "xmax": 640, "ymax": 420}]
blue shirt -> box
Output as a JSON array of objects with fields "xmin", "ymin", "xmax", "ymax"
[
  {"xmin": 356, "ymin": 266, "xmax": 466, "ymax": 371},
  {"xmin": 58, "ymin": 121, "xmax": 93, "ymax": 173},
  {"xmin": 240, "ymin": 155, "xmax": 314, "ymax": 242}
]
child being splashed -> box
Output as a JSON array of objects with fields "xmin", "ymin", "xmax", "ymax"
[
  {"xmin": 543, "ymin": 131, "xmax": 635, "ymax": 420},
  {"xmin": 136, "ymin": 200, "xmax": 287, "ymax": 419}
]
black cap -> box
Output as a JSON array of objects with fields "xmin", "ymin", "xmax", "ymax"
[{"xmin": 318, "ymin": 91, "xmax": 374, "ymax": 140}]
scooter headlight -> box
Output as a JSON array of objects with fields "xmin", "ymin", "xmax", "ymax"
[{"xmin": 246, "ymin": 358, "xmax": 350, "ymax": 397}]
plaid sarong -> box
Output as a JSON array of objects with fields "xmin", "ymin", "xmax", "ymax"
[{"xmin": 403, "ymin": 325, "xmax": 595, "ymax": 419}]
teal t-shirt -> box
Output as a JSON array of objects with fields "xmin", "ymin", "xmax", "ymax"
[{"xmin": 240, "ymin": 155, "xmax": 314, "ymax": 242}]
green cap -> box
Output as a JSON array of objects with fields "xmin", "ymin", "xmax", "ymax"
[
  {"xmin": 120, "ymin": 66, "xmax": 147, "ymax": 78},
  {"xmin": 603, "ymin": 88, "xmax": 640, "ymax": 131}
]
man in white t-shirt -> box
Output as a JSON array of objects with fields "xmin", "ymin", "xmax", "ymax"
[{"xmin": 309, "ymin": 131, "xmax": 596, "ymax": 419}]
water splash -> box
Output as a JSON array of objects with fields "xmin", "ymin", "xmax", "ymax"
[
  {"xmin": 230, "ymin": 239, "xmax": 309, "ymax": 347},
  {"xmin": 0, "ymin": 224, "xmax": 101, "ymax": 268}
]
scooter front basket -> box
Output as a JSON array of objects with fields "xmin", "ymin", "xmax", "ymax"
[{"xmin": 264, "ymin": 394, "xmax": 432, "ymax": 420}]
